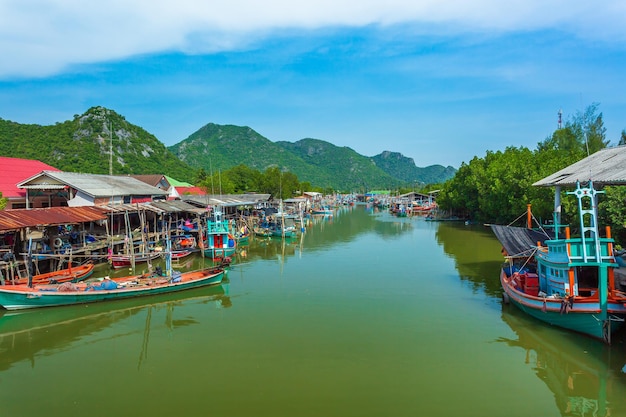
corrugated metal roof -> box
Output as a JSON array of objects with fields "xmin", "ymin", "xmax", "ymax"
[
  {"xmin": 183, "ymin": 194, "xmax": 268, "ymax": 207},
  {"xmin": 533, "ymin": 145, "xmax": 626, "ymax": 187},
  {"xmin": 96, "ymin": 201, "xmax": 205, "ymax": 215},
  {"xmin": 18, "ymin": 171, "xmax": 169, "ymax": 198},
  {"xmin": 149, "ymin": 200, "xmax": 205, "ymax": 214},
  {"xmin": 0, "ymin": 206, "xmax": 107, "ymax": 232}
]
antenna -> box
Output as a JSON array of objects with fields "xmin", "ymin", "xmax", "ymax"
[
  {"xmin": 109, "ymin": 121, "xmax": 113, "ymax": 175},
  {"xmin": 557, "ymin": 108, "xmax": 562, "ymax": 129}
]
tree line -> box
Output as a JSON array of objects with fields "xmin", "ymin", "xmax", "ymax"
[
  {"xmin": 194, "ymin": 165, "xmax": 334, "ymax": 200},
  {"xmin": 436, "ymin": 103, "xmax": 626, "ymax": 245}
]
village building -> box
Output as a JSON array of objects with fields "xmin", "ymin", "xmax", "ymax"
[
  {"xmin": 17, "ymin": 171, "xmax": 169, "ymax": 208},
  {"xmin": 0, "ymin": 157, "xmax": 62, "ymax": 209}
]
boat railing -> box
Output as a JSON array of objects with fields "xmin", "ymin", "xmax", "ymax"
[
  {"xmin": 566, "ymin": 238, "xmax": 615, "ymax": 263},
  {"xmin": 207, "ymin": 221, "xmax": 230, "ymax": 234}
]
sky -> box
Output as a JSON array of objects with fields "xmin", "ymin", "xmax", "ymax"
[{"xmin": 1, "ymin": 1, "xmax": 626, "ymax": 169}]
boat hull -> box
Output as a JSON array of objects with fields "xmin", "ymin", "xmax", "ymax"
[
  {"xmin": 203, "ymin": 247, "xmax": 236, "ymax": 259},
  {"xmin": 110, "ymin": 252, "xmax": 161, "ymax": 269},
  {"xmin": 501, "ymin": 270, "xmax": 625, "ymax": 341},
  {"xmin": 0, "ymin": 267, "xmax": 225, "ymax": 311},
  {"xmin": 8, "ymin": 263, "xmax": 95, "ymax": 285}
]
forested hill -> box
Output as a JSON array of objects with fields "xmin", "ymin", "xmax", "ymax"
[
  {"xmin": 0, "ymin": 107, "xmax": 456, "ymax": 190},
  {"xmin": 372, "ymin": 151, "xmax": 456, "ymax": 185},
  {"xmin": 0, "ymin": 106, "xmax": 195, "ymax": 183},
  {"xmin": 168, "ymin": 125, "xmax": 400, "ymax": 190},
  {"xmin": 170, "ymin": 124, "xmax": 456, "ymax": 189}
]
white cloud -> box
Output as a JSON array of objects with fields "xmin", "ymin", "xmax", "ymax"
[{"xmin": 1, "ymin": 0, "xmax": 625, "ymax": 78}]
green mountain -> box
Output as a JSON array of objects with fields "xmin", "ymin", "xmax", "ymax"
[
  {"xmin": 275, "ymin": 138, "xmax": 401, "ymax": 190},
  {"xmin": 0, "ymin": 107, "xmax": 456, "ymax": 190},
  {"xmin": 0, "ymin": 106, "xmax": 196, "ymax": 183},
  {"xmin": 371, "ymin": 151, "xmax": 456, "ymax": 185},
  {"xmin": 168, "ymin": 125, "xmax": 405, "ymax": 190},
  {"xmin": 167, "ymin": 123, "xmax": 317, "ymax": 177}
]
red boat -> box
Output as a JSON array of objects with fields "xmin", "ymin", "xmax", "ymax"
[
  {"xmin": 6, "ymin": 262, "xmax": 95, "ymax": 285},
  {"xmin": 109, "ymin": 251, "xmax": 162, "ymax": 269}
]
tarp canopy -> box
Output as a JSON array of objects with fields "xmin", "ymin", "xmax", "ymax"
[{"xmin": 490, "ymin": 225, "xmax": 552, "ymax": 258}]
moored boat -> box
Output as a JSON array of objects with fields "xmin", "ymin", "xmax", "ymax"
[
  {"xmin": 0, "ymin": 264, "xmax": 227, "ymax": 311},
  {"xmin": 203, "ymin": 208, "xmax": 236, "ymax": 260},
  {"xmin": 5, "ymin": 262, "xmax": 95, "ymax": 285},
  {"xmin": 109, "ymin": 250, "xmax": 162, "ymax": 269},
  {"xmin": 492, "ymin": 181, "xmax": 626, "ymax": 344}
]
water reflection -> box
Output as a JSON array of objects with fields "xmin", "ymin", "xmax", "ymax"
[
  {"xmin": 0, "ymin": 283, "xmax": 230, "ymax": 371},
  {"xmin": 435, "ymin": 222, "xmax": 507, "ymax": 296},
  {"xmin": 497, "ymin": 305, "xmax": 626, "ymax": 417}
]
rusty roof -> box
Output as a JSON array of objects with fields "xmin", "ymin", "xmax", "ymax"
[{"xmin": 0, "ymin": 206, "xmax": 108, "ymax": 232}]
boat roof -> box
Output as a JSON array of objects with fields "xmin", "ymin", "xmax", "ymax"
[
  {"xmin": 533, "ymin": 145, "xmax": 626, "ymax": 187},
  {"xmin": 490, "ymin": 225, "xmax": 552, "ymax": 258}
]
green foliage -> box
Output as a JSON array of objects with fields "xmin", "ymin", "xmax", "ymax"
[
  {"xmin": 0, "ymin": 192, "xmax": 6, "ymax": 210},
  {"xmin": 599, "ymin": 186, "xmax": 626, "ymax": 245},
  {"xmin": 371, "ymin": 151, "xmax": 456, "ymax": 185},
  {"xmin": 169, "ymin": 127, "xmax": 452, "ymax": 191},
  {"xmin": 1, "ymin": 109, "xmax": 454, "ymax": 192},
  {"xmin": 0, "ymin": 106, "xmax": 196, "ymax": 183},
  {"xmin": 438, "ymin": 104, "xmax": 612, "ymax": 224}
]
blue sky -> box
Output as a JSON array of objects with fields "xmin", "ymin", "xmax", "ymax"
[{"xmin": 1, "ymin": 1, "xmax": 626, "ymax": 168}]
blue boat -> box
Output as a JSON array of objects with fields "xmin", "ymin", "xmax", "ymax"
[
  {"xmin": 203, "ymin": 208, "xmax": 236, "ymax": 260},
  {"xmin": 492, "ymin": 181, "xmax": 626, "ymax": 344}
]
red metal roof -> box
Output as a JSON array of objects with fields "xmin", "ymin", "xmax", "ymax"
[
  {"xmin": 176, "ymin": 186, "xmax": 206, "ymax": 196},
  {"xmin": 0, "ymin": 206, "xmax": 108, "ymax": 232},
  {"xmin": 0, "ymin": 157, "xmax": 61, "ymax": 199}
]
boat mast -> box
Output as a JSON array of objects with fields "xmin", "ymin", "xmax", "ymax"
[
  {"xmin": 568, "ymin": 180, "xmax": 610, "ymax": 342},
  {"xmin": 109, "ymin": 121, "xmax": 113, "ymax": 176}
]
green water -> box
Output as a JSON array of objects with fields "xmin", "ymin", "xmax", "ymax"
[{"xmin": 2, "ymin": 205, "xmax": 626, "ymax": 417}]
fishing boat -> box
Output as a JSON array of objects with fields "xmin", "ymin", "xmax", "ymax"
[
  {"xmin": 171, "ymin": 249, "xmax": 194, "ymax": 261},
  {"xmin": 311, "ymin": 206, "xmax": 333, "ymax": 216},
  {"xmin": 203, "ymin": 208, "xmax": 236, "ymax": 260},
  {"xmin": 171, "ymin": 234, "xmax": 197, "ymax": 251},
  {"xmin": 492, "ymin": 180, "xmax": 626, "ymax": 344},
  {"xmin": 109, "ymin": 250, "xmax": 162, "ymax": 269},
  {"xmin": 271, "ymin": 212, "xmax": 298, "ymax": 238},
  {"xmin": 232, "ymin": 224, "xmax": 250, "ymax": 246},
  {"xmin": 0, "ymin": 263, "xmax": 227, "ymax": 311},
  {"xmin": 5, "ymin": 262, "xmax": 95, "ymax": 286},
  {"xmin": 252, "ymin": 225, "xmax": 272, "ymax": 238}
]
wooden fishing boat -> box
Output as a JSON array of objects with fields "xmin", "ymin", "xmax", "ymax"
[
  {"xmin": 109, "ymin": 251, "xmax": 162, "ymax": 269},
  {"xmin": 311, "ymin": 206, "xmax": 333, "ymax": 215},
  {"xmin": 203, "ymin": 208, "xmax": 236, "ymax": 260},
  {"xmin": 5, "ymin": 262, "xmax": 95, "ymax": 286},
  {"xmin": 253, "ymin": 225, "xmax": 272, "ymax": 238},
  {"xmin": 492, "ymin": 181, "xmax": 626, "ymax": 344},
  {"xmin": 0, "ymin": 264, "xmax": 227, "ymax": 311},
  {"xmin": 171, "ymin": 234, "xmax": 197, "ymax": 251},
  {"xmin": 171, "ymin": 250, "xmax": 193, "ymax": 260}
]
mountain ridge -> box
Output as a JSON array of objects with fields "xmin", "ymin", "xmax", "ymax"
[{"xmin": 0, "ymin": 107, "xmax": 456, "ymax": 190}]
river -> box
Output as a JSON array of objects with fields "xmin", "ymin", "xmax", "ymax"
[{"xmin": 1, "ymin": 205, "xmax": 626, "ymax": 417}]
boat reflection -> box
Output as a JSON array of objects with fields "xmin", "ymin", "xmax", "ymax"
[
  {"xmin": 497, "ymin": 305, "xmax": 626, "ymax": 417},
  {"xmin": 0, "ymin": 283, "xmax": 231, "ymax": 371}
]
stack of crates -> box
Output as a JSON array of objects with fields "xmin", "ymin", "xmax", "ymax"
[{"xmin": 523, "ymin": 272, "xmax": 539, "ymax": 296}]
